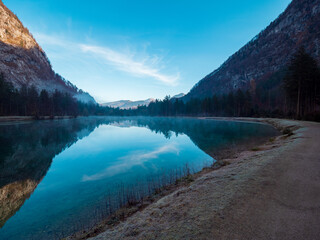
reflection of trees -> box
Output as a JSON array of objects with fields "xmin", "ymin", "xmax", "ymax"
[
  {"xmin": 0, "ymin": 118, "xmax": 103, "ymax": 227},
  {"xmin": 108, "ymin": 117, "xmax": 278, "ymax": 159},
  {"xmin": 0, "ymin": 117, "xmax": 278, "ymax": 229}
]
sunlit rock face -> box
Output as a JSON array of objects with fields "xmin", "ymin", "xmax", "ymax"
[
  {"xmin": 185, "ymin": 0, "xmax": 320, "ymax": 100},
  {"xmin": 0, "ymin": 1, "xmax": 95, "ymax": 103}
]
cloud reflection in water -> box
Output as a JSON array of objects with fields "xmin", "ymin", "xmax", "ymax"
[{"xmin": 82, "ymin": 144, "xmax": 179, "ymax": 181}]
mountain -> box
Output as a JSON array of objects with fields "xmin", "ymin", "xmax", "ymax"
[
  {"xmin": 171, "ymin": 93, "xmax": 185, "ymax": 99},
  {"xmin": 0, "ymin": 1, "xmax": 95, "ymax": 103},
  {"xmin": 185, "ymin": 0, "xmax": 320, "ymax": 100},
  {"xmin": 101, "ymin": 98, "xmax": 155, "ymax": 109},
  {"xmin": 103, "ymin": 94, "xmax": 185, "ymax": 110}
]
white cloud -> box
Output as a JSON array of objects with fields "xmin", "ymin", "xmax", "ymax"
[
  {"xmin": 34, "ymin": 33, "xmax": 179, "ymax": 86},
  {"xmin": 80, "ymin": 44, "xmax": 179, "ymax": 86},
  {"xmin": 82, "ymin": 144, "xmax": 179, "ymax": 181}
]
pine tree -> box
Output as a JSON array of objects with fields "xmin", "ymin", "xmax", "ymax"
[{"xmin": 284, "ymin": 48, "xmax": 320, "ymax": 118}]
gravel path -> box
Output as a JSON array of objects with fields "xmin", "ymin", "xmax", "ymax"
[{"xmin": 87, "ymin": 119, "xmax": 320, "ymax": 240}]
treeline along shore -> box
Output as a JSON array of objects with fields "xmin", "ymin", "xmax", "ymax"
[
  {"xmin": 0, "ymin": 48, "xmax": 319, "ymax": 121},
  {"xmin": 121, "ymin": 48, "xmax": 320, "ymax": 121},
  {"xmin": 0, "ymin": 72, "xmax": 104, "ymax": 117}
]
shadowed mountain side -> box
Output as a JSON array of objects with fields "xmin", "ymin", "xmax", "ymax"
[
  {"xmin": 0, "ymin": 118, "xmax": 105, "ymax": 227},
  {"xmin": 185, "ymin": 0, "xmax": 320, "ymax": 100}
]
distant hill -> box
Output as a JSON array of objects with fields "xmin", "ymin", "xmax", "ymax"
[
  {"xmin": 0, "ymin": 1, "xmax": 95, "ymax": 103},
  {"xmin": 185, "ymin": 0, "xmax": 320, "ymax": 100},
  {"xmin": 101, "ymin": 98, "xmax": 155, "ymax": 109},
  {"xmin": 171, "ymin": 93, "xmax": 185, "ymax": 99}
]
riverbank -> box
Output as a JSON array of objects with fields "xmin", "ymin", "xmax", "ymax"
[
  {"xmin": 0, "ymin": 116, "xmax": 75, "ymax": 122},
  {"xmin": 66, "ymin": 118, "xmax": 320, "ymax": 240}
]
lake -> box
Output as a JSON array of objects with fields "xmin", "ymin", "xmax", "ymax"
[{"xmin": 0, "ymin": 117, "xmax": 278, "ymax": 240}]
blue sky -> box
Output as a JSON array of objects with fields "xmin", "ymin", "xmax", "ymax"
[{"xmin": 4, "ymin": 0, "xmax": 291, "ymax": 103}]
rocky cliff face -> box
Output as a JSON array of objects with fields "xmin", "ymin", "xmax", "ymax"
[
  {"xmin": 185, "ymin": 0, "xmax": 320, "ymax": 100},
  {"xmin": 0, "ymin": 1, "xmax": 95, "ymax": 103}
]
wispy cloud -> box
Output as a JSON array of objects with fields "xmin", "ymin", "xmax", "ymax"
[
  {"xmin": 34, "ymin": 33, "xmax": 179, "ymax": 86},
  {"xmin": 82, "ymin": 144, "xmax": 179, "ymax": 182},
  {"xmin": 35, "ymin": 33, "xmax": 68, "ymax": 48},
  {"xmin": 80, "ymin": 44, "xmax": 179, "ymax": 86}
]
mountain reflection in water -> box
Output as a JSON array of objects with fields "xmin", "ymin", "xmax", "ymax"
[{"xmin": 0, "ymin": 117, "xmax": 278, "ymax": 239}]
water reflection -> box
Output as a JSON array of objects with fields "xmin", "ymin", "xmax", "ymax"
[
  {"xmin": 125, "ymin": 117, "xmax": 276, "ymax": 158},
  {"xmin": 0, "ymin": 117, "xmax": 278, "ymax": 239},
  {"xmin": 0, "ymin": 118, "xmax": 103, "ymax": 227},
  {"xmin": 82, "ymin": 144, "xmax": 180, "ymax": 181}
]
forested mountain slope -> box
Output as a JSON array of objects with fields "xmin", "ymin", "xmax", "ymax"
[{"xmin": 185, "ymin": 0, "xmax": 320, "ymax": 100}]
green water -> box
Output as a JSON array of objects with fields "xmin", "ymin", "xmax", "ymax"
[{"xmin": 0, "ymin": 117, "xmax": 278, "ymax": 240}]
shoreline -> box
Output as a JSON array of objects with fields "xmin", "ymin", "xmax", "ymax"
[
  {"xmin": 66, "ymin": 117, "xmax": 313, "ymax": 240},
  {"xmin": 0, "ymin": 116, "xmax": 76, "ymax": 123}
]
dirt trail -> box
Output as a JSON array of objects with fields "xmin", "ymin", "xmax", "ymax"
[{"xmin": 87, "ymin": 119, "xmax": 320, "ymax": 240}]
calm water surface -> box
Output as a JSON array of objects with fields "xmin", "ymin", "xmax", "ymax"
[{"xmin": 0, "ymin": 117, "xmax": 278, "ymax": 240}]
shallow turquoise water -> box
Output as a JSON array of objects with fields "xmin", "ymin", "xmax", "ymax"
[{"xmin": 0, "ymin": 117, "xmax": 278, "ymax": 240}]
